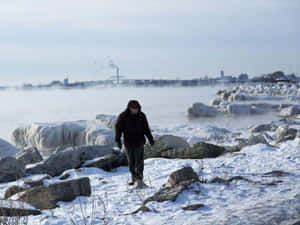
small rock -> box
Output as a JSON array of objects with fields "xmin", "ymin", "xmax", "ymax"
[
  {"xmin": 4, "ymin": 185, "xmax": 25, "ymax": 199},
  {"xmin": 182, "ymin": 203, "xmax": 205, "ymax": 210},
  {"xmin": 167, "ymin": 167, "xmax": 199, "ymax": 187}
]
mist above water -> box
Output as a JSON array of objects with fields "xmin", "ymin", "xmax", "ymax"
[{"xmin": 0, "ymin": 86, "xmax": 280, "ymax": 141}]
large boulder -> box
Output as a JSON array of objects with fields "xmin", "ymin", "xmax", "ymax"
[
  {"xmin": 144, "ymin": 135, "xmax": 189, "ymax": 159},
  {"xmin": 26, "ymin": 145, "xmax": 113, "ymax": 176},
  {"xmin": 0, "ymin": 157, "xmax": 25, "ymax": 183},
  {"xmin": 279, "ymin": 105, "xmax": 300, "ymax": 118},
  {"xmin": 11, "ymin": 120, "xmax": 115, "ymax": 156},
  {"xmin": 0, "ymin": 138, "xmax": 19, "ymax": 159},
  {"xmin": 160, "ymin": 142, "xmax": 225, "ymax": 159},
  {"xmin": 16, "ymin": 147, "xmax": 43, "ymax": 166},
  {"xmin": 16, "ymin": 177, "xmax": 91, "ymax": 210},
  {"xmin": 187, "ymin": 103, "xmax": 219, "ymax": 118},
  {"xmin": 95, "ymin": 114, "xmax": 117, "ymax": 129},
  {"xmin": 0, "ymin": 200, "xmax": 41, "ymax": 216}
]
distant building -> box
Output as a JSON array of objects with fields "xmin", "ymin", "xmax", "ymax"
[
  {"xmin": 64, "ymin": 78, "xmax": 69, "ymax": 86},
  {"xmin": 238, "ymin": 73, "xmax": 249, "ymax": 82},
  {"xmin": 220, "ymin": 70, "xmax": 224, "ymax": 78}
]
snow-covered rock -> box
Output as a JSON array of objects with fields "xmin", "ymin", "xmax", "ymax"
[
  {"xmin": 16, "ymin": 177, "xmax": 91, "ymax": 210},
  {"xmin": 11, "ymin": 120, "xmax": 115, "ymax": 156},
  {"xmin": 0, "ymin": 138, "xmax": 19, "ymax": 159},
  {"xmin": 0, "ymin": 199, "xmax": 41, "ymax": 216},
  {"xmin": 279, "ymin": 105, "xmax": 300, "ymax": 118},
  {"xmin": 26, "ymin": 145, "xmax": 113, "ymax": 176},
  {"xmin": 95, "ymin": 114, "xmax": 117, "ymax": 129},
  {"xmin": 227, "ymin": 104, "xmax": 265, "ymax": 115},
  {"xmin": 187, "ymin": 102, "xmax": 219, "ymax": 118},
  {"xmin": 145, "ymin": 135, "xmax": 189, "ymax": 159},
  {"xmin": 227, "ymin": 104, "xmax": 252, "ymax": 115}
]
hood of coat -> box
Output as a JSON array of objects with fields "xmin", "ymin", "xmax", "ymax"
[{"xmin": 125, "ymin": 100, "xmax": 142, "ymax": 114}]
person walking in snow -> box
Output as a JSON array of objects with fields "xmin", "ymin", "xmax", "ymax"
[{"xmin": 115, "ymin": 100, "xmax": 155, "ymax": 187}]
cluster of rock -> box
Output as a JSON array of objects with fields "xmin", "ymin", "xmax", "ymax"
[{"xmin": 188, "ymin": 83, "xmax": 300, "ymax": 118}]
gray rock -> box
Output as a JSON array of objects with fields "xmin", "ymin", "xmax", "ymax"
[
  {"xmin": 187, "ymin": 103, "xmax": 219, "ymax": 118},
  {"xmin": 144, "ymin": 135, "xmax": 189, "ymax": 159},
  {"xmin": 0, "ymin": 157, "xmax": 25, "ymax": 183},
  {"xmin": 0, "ymin": 200, "xmax": 41, "ymax": 216},
  {"xmin": 83, "ymin": 151, "xmax": 128, "ymax": 171},
  {"xmin": 280, "ymin": 105, "xmax": 300, "ymax": 117},
  {"xmin": 167, "ymin": 166, "xmax": 199, "ymax": 187},
  {"xmin": 160, "ymin": 142, "xmax": 225, "ymax": 159},
  {"xmin": 4, "ymin": 185, "xmax": 25, "ymax": 199},
  {"xmin": 182, "ymin": 203, "xmax": 205, "ymax": 210},
  {"xmin": 16, "ymin": 147, "xmax": 43, "ymax": 166},
  {"xmin": 143, "ymin": 167, "xmax": 199, "ymax": 205},
  {"xmin": 17, "ymin": 177, "xmax": 91, "ymax": 210},
  {"xmin": 26, "ymin": 145, "xmax": 113, "ymax": 176}
]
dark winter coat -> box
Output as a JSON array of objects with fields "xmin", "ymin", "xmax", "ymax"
[{"xmin": 115, "ymin": 100, "xmax": 154, "ymax": 148}]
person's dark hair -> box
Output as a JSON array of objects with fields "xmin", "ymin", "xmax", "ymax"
[{"xmin": 127, "ymin": 100, "xmax": 141, "ymax": 110}]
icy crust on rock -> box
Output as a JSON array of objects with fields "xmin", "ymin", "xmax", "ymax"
[{"xmin": 11, "ymin": 120, "xmax": 114, "ymax": 156}]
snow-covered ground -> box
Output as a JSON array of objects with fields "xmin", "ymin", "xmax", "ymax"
[{"xmin": 1, "ymin": 138, "xmax": 299, "ymax": 225}]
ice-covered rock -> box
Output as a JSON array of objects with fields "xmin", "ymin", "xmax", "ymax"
[
  {"xmin": 279, "ymin": 105, "xmax": 300, "ymax": 118},
  {"xmin": 227, "ymin": 104, "xmax": 265, "ymax": 115},
  {"xmin": 187, "ymin": 103, "xmax": 219, "ymax": 118},
  {"xmin": 210, "ymin": 98, "xmax": 222, "ymax": 106},
  {"xmin": 95, "ymin": 114, "xmax": 117, "ymax": 129},
  {"xmin": 227, "ymin": 104, "xmax": 252, "ymax": 115},
  {"xmin": 0, "ymin": 138, "xmax": 19, "ymax": 159},
  {"xmin": 276, "ymin": 124, "xmax": 298, "ymax": 143},
  {"xmin": 11, "ymin": 120, "xmax": 115, "ymax": 156}
]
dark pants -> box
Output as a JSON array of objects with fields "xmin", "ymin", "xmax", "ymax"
[{"xmin": 125, "ymin": 145, "xmax": 144, "ymax": 181}]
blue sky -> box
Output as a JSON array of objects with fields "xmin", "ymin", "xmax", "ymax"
[{"xmin": 0, "ymin": 0, "xmax": 299, "ymax": 85}]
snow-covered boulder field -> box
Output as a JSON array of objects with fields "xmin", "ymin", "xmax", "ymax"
[
  {"xmin": 0, "ymin": 138, "xmax": 298, "ymax": 224},
  {"xmin": 11, "ymin": 120, "xmax": 115, "ymax": 156}
]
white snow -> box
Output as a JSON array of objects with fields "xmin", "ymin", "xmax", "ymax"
[{"xmin": 0, "ymin": 138, "xmax": 297, "ymax": 224}]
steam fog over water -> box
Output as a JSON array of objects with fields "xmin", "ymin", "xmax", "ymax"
[{"xmin": 0, "ymin": 86, "xmax": 279, "ymax": 141}]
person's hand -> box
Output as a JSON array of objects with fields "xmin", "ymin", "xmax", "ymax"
[
  {"xmin": 149, "ymin": 139, "xmax": 155, "ymax": 146},
  {"xmin": 117, "ymin": 140, "xmax": 122, "ymax": 149}
]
